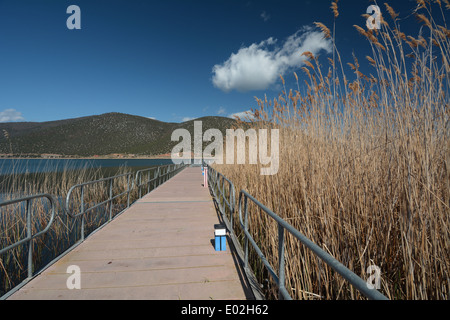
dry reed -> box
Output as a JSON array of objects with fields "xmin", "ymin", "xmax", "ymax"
[
  {"xmin": 215, "ymin": 1, "xmax": 450, "ymax": 300},
  {"xmin": 0, "ymin": 164, "xmax": 135, "ymax": 296}
]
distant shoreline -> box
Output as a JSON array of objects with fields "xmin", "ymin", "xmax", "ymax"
[
  {"xmin": 0, "ymin": 155, "xmax": 174, "ymax": 160},
  {"xmin": 0, "ymin": 152, "xmax": 206, "ymax": 161},
  {"xmin": 0, "ymin": 156, "xmax": 206, "ymax": 161}
]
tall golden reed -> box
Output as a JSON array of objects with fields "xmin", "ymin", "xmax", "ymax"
[
  {"xmin": 215, "ymin": 1, "xmax": 450, "ymax": 300},
  {"xmin": 0, "ymin": 165, "xmax": 134, "ymax": 295}
]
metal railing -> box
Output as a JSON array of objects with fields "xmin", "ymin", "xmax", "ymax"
[
  {"xmin": 0, "ymin": 194, "xmax": 56, "ymax": 279},
  {"xmin": 65, "ymin": 172, "xmax": 134, "ymax": 241},
  {"xmin": 0, "ymin": 162, "xmax": 187, "ymax": 299},
  {"xmin": 238, "ymin": 190, "xmax": 389, "ymax": 300},
  {"xmin": 135, "ymin": 167, "xmax": 159, "ymax": 198},
  {"xmin": 207, "ymin": 164, "xmax": 265, "ymax": 300},
  {"xmin": 159, "ymin": 163, "xmax": 187, "ymax": 183},
  {"xmin": 204, "ymin": 162, "xmax": 388, "ymax": 300},
  {"xmin": 207, "ymin": 165, "xmax": 236, "ymax": 231},
  {"xmin": 135, "ymin": 163, "xmax": 186, "ymax": 198}
]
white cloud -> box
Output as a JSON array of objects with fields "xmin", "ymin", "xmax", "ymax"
[
  {"xmin": 0, "ymin": 109, "xmax": 25, "ymax": 122},
  {"xmin": 212, "ymin": 26, "xmax": 332, "ymax": 93},
  {"xmin": 182, "ymin": 117, "xmax": 195, "ymax": 122},
  {"xmin": 217, "ymin": 107, "xmax": 226, "ymax": 115},
  {"xmin": 261, "ymin": 11, "xmax": 270, "ymax": 22},
  {"xmin": 229, "ymin": 110, "xmax": 256, "ymax": 121}
]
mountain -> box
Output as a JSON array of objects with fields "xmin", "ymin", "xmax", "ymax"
[{"xmin": 0, "ymin": 113, "xmax": 243, "ymax": 157}]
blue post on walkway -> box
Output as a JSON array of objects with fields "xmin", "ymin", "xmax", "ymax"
[{"xmin": 214, "ymin": 224, "xmax": 226, "ymax": 251}]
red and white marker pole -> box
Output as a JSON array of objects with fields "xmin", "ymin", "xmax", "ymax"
[{"xmin": 203, "ymin": 167, "xmax": 208, "ymax": 188}]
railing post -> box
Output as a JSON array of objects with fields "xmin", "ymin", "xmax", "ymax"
[
  {"xmin": 243, "ymin": 195, "xmax": 249, "ymax": 270},
  {"xmin": 138, "ymin": 172, "xmax": 142, "ymax": 198},
  {"xmin": 127, "ymin": 174, "xmax": 131, "ymax": 208},
  {"xmin": 80, "ymin": 185, "xmax": 85, "ymax": 241},
  {"xmin": 109, "ymin": 179, "xmax": 113, "ymax": 221},
  {"xmin": 221, "ymin": 176, "xmax": 225, "ymax": 213},
  {"xmin": 158, "ymin": 167, "xmax": 162, "ymax": 186},
  {"xmin": 154, "ymin": 168, "xmax": 158, "ymax": 190},
  {"xmin": 215, "ymin": 171, "xmax": 219, "ymax": 196},
  {"xmin": 278, "ymin": 223, "xmax": 286, "ymax": 300},
  {"xmin": 229, "ymin": 183, "xmax": 234, "ymax": 228},
  {"xmin": 26, "ymin": 199, "xmax": 33, "ymax": 279},
  {"xmin": 0, "ymin": 194, "xmax": 57, "ymax": 299}
]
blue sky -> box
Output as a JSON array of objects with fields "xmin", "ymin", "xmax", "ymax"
[{"xmin": 0, "ymin": 0, "xmax": 425, "ymax": 123}]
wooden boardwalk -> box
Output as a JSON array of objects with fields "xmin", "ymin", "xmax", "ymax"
[{"xmin": 8, "ymin": 167, "xmax": 253, "ymax": 300}]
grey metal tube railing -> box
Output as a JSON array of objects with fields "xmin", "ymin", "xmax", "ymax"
[
  {"xmin": 65, "ymin": 172, "xmax": 133, "ymax": 241},
  {"xmin": 206, "ymin": 165, "xmax": 236, "ymax": 231},
  {"xmin": 238, "ymin": 190, "xmax": 389, "ymax": 301},
  {"xmin": 64, "ymin": 163, "xmax": 187, "ymax": 240},
  {"xmin": 0, "ymin": 162, "xmax": 188, "ymax": 299},
  {"xmin": 135, "ymin": 167, "xmax": 159, "ymax": 198},
  {"xmin": 204, "ymin": 162, "xmax": 388, "ymax": 300},
  {"xmin": 155, "ymin": 163, "xmax": 185, "ymax": 186},
  {"xmin": 135, "ymin": 163, "xmax": 187, "ymax": 198},
  {"xmin": 0, "ymin": 194, "xmax": 56, "ymax": 279}
]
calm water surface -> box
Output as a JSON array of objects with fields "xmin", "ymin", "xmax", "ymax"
[{"xmin": 0, "ymin": 158, "xmax": 175, "ymax": 175}]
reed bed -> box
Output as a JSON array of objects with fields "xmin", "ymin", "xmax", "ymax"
[
  {"xmin": 0, "ymin": 164, "xmax": 137, "ymax": 296},
  {"xmin": 215, "ymin": 1, "xmax": 450, "ymax": 300}
]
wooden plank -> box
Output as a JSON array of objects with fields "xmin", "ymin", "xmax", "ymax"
[{"xmin": 8, "ymin": 167, "xmax": 253, "ymax": 300}]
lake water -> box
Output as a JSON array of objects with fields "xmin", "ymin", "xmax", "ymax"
[{"xmin": 0, "ymin": 158, "xmax": 175, "ymax": 175}]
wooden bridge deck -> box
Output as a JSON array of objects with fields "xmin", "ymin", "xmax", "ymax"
[{"xmin": 8, "ymin": 166, "xmax": 253, "ymax": 300}]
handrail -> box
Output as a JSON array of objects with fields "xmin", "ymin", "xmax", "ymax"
[
  {"xmin": 65, "ymin": 172, "xmax": 133, "ymax": 219},
  {"xmin": 203, "ymin": 162, "xmax": 388, "ymax": 300},
  {"xmin": 238, "ymin": 190, "xmax": 389, "ymax": 300},
  {"xmin": 65, "ymin": 172, "xmax": 133, "ymax": 241},
  {"xmin": 0, "ymin": 162, "xmax": 187, "ymax": 299},
  {"xmin": 135, "ymin": 167, "xmax": 159, "ymax": 198},
  {"xmin": 0, "ymin": 194, "xmax": 56, "ymax": 279},
  {"xmin": 206, "ymin": 165, "xmax": 236, "ymax": 231},
  {"xmin": 65, "ymin": 163, "xmax": 187, "ymax": 240},
  {"xmin": 155, "ymin": 163, "xmax": 186, "ymax": 185},
  {"xmin": 65, "ymin": 173, "xmax": 133, "ymax": 241},
  {"xmin": 135, "ymin": 163, "xmax": 187, "ymax": 198},
  {"xmin": 205, "ymin": 163, "xmax": 265, "ymax": 300}
]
